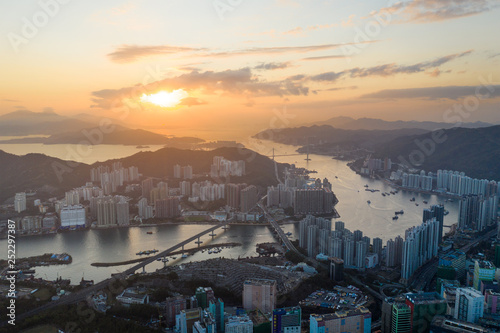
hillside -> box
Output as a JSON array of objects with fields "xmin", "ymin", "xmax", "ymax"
[
  {"xmin": 0, "ymin": 147, "xmax": 285, "ymax": 203},
  {"xmin": 253, "ymin": 125, "xmax": 429, "ymax": 148},
  {"xmin": 308, "ymin": 116, "xmax": 493, "ymax": 131},
  {"xmin": 375, "ymin": 125, "xmax": 500, "ymax": 180}
]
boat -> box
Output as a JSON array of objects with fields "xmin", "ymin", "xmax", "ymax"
[
  {"xmin": 367, "ymin": 200, "xmax": 371, "ymax": 204},
  {"xmin": 172, "ymin": 256, "xmax": 177, "ymax": 259},
  {"xmin": 395, "ymin": 210, "xmax": 404, "ymax": 215},
  {"xmin": 208, "ymin": 250, "xmax": 212, "ymax": 254},
  {"xmin": 151, "ymin": 249, "xmax": 158, "ymax": 253},
  {"xmin": 146, "ymin": 231, "xmax": 153, "ymax": 234},
  {"xmin": 335, "ymin": 176, "xmax": 338, "ymax": 179},
  {"xmin": 162, "ymin": 258, "xmax": 169, "ymax": 263},
  {"xmin": 392, "ymin": 216, "xmax": 399, "ymax": 220},
  {"xmin": 423, "ymin": 200, "xmax": 428, "ymax": 204},
  {"xmin": 444, "ymin": 210, "xmax": 450, "ymax": 216},
  {"xmin": 156, "ymin": 258, "xmax": 162, "ymax": 261},
  {"xmin": 381, "ymin": 193, "xmax": 386, "ymax": 197},
  {"xmin": 410, "ymin": 197, "xmax": 415, "ymax": 202},
  {"xmin": 415, "ymin": 203, "xmax": 419, "ymax": 206},
  {"xmin": 364, "ymin": 185, "xmax": 369, "ymax": 187},
  {"xmin": 136, "ymin": 252, "xmax": 142, "ymax": 255},
  {"xmin": 285, "ymin": 232, "xmax": 292, "ymax": 236},
  {"xmin": 181, "ymin": 254, "xmax": 188, "ymax": 258}
]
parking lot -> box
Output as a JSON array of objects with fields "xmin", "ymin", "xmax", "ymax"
[{"xmin": 299, "ymin": 285, "xmax": 368, "ymax": 310}]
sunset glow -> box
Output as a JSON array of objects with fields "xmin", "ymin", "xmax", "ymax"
[{"xmin": 140, "ymin": 89, "xmax": 188, "ymax": 108}]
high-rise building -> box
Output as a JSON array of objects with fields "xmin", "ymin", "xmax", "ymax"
[
  {"xmin": 307, "ymin": 225, "xmax": 318, "ymax": 257},
  {"xmin": 116, "ymin": 197, "xmax": 130, "ymax": 226},
  {"xmin": 356, "ymin": 240, "xmax": 368, "ymax": 271},
  {"xmin": 310, "ymin": 308, "xmax": 372, "ymax": 333},
  {"xmin": 454, "ymin": 287, "xmax": 484, "ymax": 323},
  {"xmin": 181, "ymin": 181, "xmax": 191, "ymax": 197},
  {"xmin": 272, "ymin": 306, "xmax": 301, "ymax": 333},
  {"xmin": 401, "ymin": 218, "xmax": 440, "ymax": 283},
  {"xmin": 473, "ymin": 260, "xmax": 496, "ymax": 290},
  {"xmin": 60, "ymin": 205, "xmax": 86, "ymax": 229},
  {"xmin": 155, "ymin": 197, "xmax": 180, "ymax": 218},
  {"xmin": 173, "ymin": 164, "xmax": 182, "ymax": 179},
  {"xmin": 141, "ymin": 178, "xmax": 153, "ymax": 199},
  {"xmin": 423, "ymin": 205, "xmax": 445, "ymax": 243},
  {"xmin": 405, "ymin": 293, "xmax": 447, "ymax": 333},
  {"xmin": 243, "ymin": 279, "xmax": 277, "ymax": 313},
  {"xmin": 97, "ymin": 196, "xmax": 117, "ymax": 226},
  {"xmin": 343, "ymin": 236, "xmax": 355, "ymax": 267},
  {"xmin": 227, "ymin": 183, "xmax": 247, "ymax": 210},
  {"xmin": 178, "ymin": 308, "xmax": 201, "ymax": 333},
  {"xmin": 329, "ymin": 257, "xmax": 344, "ymax": 282},
  {"xmin": 293, "ymin": 188, "xmax": 334, "ymax": 215},
  {"xmin": 484, "ymin": 289, "xmax": 500, "ymax": 314},
  {"xmin": 165, "ymin": 296, "xmax": 186, "ymax": 327},
  {"xmin": 240, "ymin": 185, "xmax": 257, "ymax": 213},
  {"xmin": 329, "ymin": 237, "xmax": 343, "ymax": 259},
  {"xmin": 208, "ymin": 298, "xmax": 225, "ymax": 333},
  {"xmin": 373, "ymin": 237, "xmax": 383, "ymax": 259},
  {"xmin": 391, "ymin": 303, "xmax": 412, "ymax": 333},
  {"xmin": 14, "ymin": 192, "xmax": 27, "ymax": 213},
  {"xmin": 439, "ymin": 250, "xmax": 466, "ymax": 281},
  {"xmin": 183, "ymin": 165, "xmax": 193, "ymax": 179},
  {"xmin": 458, "ymin": 194, "xmax": 498, "ymax": 232}
]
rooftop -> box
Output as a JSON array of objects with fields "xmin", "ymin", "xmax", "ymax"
[
  {"xmin": 406, "ymin": 292, "xmax": 446, "ymax": 304},
  {"xmin": 244, "ymin": 278, "xmax": 277, "ymax": 286},
  {"xmin": 310, "ymin": 307, "xmax": 371, "ymax": 322}
]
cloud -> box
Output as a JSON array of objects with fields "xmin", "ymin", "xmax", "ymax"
[
  {"xmin": 301, "ymin": 54, "xmax": 349, "ymax": 61},
  {"xmin": 107, "ymin": 45, "xmax": 206, "ymax": 63},
  {"xmin": 180, "ymin": 97, "xmax": 206, "ymax": 107},
  {"xmin": 91, "ymin": 68, "xmax": 309, "ymax": 109},
  {"xmin": 254, "ymin": 62, "xmax": 291, "ymax": 70},
  {"xmin": 307, "ymin": 50, "xmax": 472, "ymax": 81},
  {"xmin": 107, "ymin": 41, "xmax": 378, "ymax": 63},
  {"xmin": 361, "ymin": 85, "xmax": 500, "ymax": 100},
  {"xmin": 369, "ymin": 0, "xmax": 499, "ymax": 24},
  {"xmin": 1, "ymin": 99, "xmax": 20, "ymax": 102}
]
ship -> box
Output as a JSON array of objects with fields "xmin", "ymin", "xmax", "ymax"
[{"xmin": 181, "ymin": 254, "xmax": 188, "ymax": 258}]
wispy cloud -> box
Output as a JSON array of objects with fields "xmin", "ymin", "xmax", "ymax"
[
  {"xmin": 107, "ymin": 41, "xmax": 379, "ymax": 63},
  {"xmin": 254, "ymin": 62, "xmax": 291, "ymax": 70},
  {"xmin": 1, "ymin": 99, "xmax": 20, "ymax": 102},
  {"xmin": 107, "ymin": 45, "xmax": 207, "ymax": 63},
  {"xmin": 361, "ymin": 85, "xmax": 500, "ymax": 100},
  {"xmin": 301, "ymin": 54, "xmax": 350, "ymax": 61},
  {"xmin": 307, "ymin": 50, "xmax": 472, "ymax": 81},
  {"xmin": 368, "ymin": 0, "xmax": 499, "ymax": 24}
]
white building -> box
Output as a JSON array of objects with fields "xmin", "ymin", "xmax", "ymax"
[
  {"xmin": 14, "ymin": 192, "xmax": 27, "ymax": 213},
  {"xmin": 225, "ymin": 315, "xmax": 253, "ymax": 333},
  {"xmin": 60, "ymin": 205, "xmax": 86, "ymax": 228},
  {"xmin": 454, "ymin": 287, "xmax": 484, "ymax": 323}
]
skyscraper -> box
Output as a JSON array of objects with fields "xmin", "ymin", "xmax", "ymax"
[
  {"xmin": 173, "ymin": 164, "xmax": 181, "ymax": 178},
  {"xmin": 373, "ymin": 237, "xmax": 383, "ymax": 259},
  {"xmin": 141, "ymin": 178, "xmax": 153, "ymax": 199},
  {"xmin": 356, "ymin": 240, "xmax": 368, "ymax": 271},
  {"xmin": 405, "ymin": 293, "xmax": 447, "ymax": 333},
  {"xmin": 329, "ymin": 257, "xmax": 344, "ymax": 282},
  {"xmin": 423, "ymin": 205, "xmax": 445, "ymax": 243},
  {"xmin": 343, "ymin": 236, "xmax": 355, "ymax": 267},
  {"xmin": 240, "ymin": 185, "xmax": 257, "ymax": 213}
]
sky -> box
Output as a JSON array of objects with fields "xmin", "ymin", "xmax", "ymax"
[{"xmin": 1, "ymin": 0, "xmax": 500, "ymax": 139}]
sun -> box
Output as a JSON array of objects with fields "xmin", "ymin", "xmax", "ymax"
[{"xmin": 140, "ymin": 89, "xmax": 188, "ymax": 108}]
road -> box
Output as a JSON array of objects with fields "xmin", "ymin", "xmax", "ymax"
[
  {"xmin": 1, "ymin": 221, "xmax": 231, "ymax": 327},
  {"xmin": 257, "ymin": 201, "xmax": 298, "ymax": 253}
]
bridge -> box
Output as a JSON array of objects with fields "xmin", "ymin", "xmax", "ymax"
[
  {"xmin": 3, "ymin": 221, "xmax": 231, "ymax": 326},
  {"xmin": 257, "ymin": 200, "xmax": 298, "ymax": 253}
]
